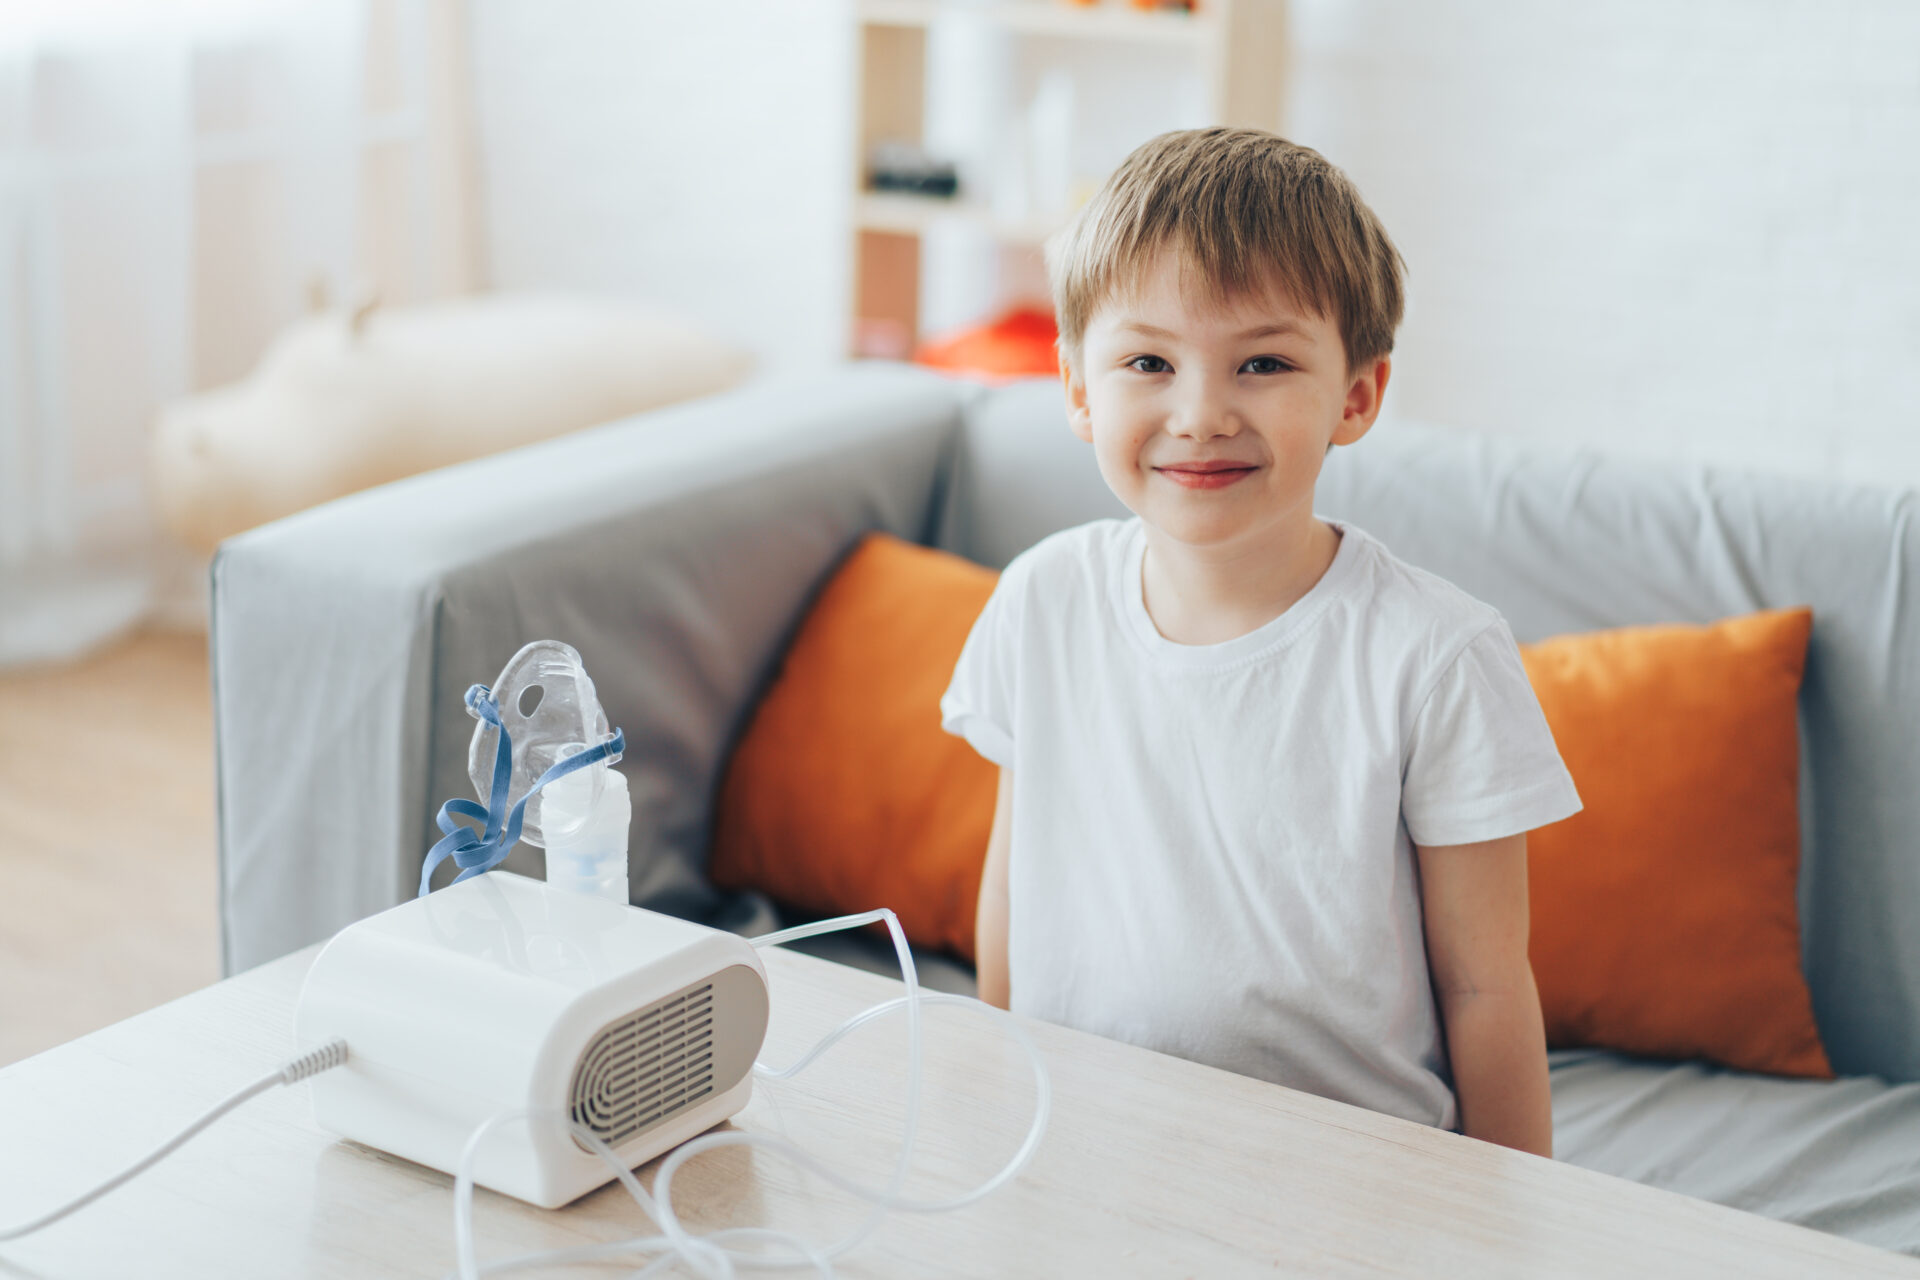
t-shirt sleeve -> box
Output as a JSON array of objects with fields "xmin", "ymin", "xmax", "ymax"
[
  {"xmin": 1400, "ymin": 619, "xmax": 1582, "ymax": 848},
  {"xmin": 939, "ymin": 557, "xmax": 1025, "ymax": 769}
]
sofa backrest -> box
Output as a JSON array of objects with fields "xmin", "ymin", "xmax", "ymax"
[
  {"xmin": 213, "ymin": 364, "xmax": 969, "ymax": 975},
  {"xmin": 936, "ymin": 378, "xmax": 1920, "ymax": 1084}
]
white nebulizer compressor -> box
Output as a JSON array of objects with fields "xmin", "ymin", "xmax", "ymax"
[
  {"xmin": 298, "ymin": 639, "xmax": 772, "ymax": 1208},
  {"xmin": 1, "ymin": 639, "xmax": 1049, "ymax": 1276},
  {"xmin": 295, "ymin": 869, "xmax": 770, "ymax": 1209}
]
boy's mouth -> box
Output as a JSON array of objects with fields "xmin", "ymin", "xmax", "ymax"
[{"xmin": 1156, "ymin": 461, "xmax": 1258, "ymax": 490}]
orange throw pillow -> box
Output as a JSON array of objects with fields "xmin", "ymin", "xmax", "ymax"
[
  {"xmin": 709, "ymin": 534, "xmax": 999, "ymax": 960},
  {"xmin": 1520, "ymin": 607, "xmax": 1833, "ymax": 1078}
]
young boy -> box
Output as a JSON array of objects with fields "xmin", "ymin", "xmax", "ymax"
[{"xmin": 940, "ymin": 128, "xmax": 1581, "ymax": 1156}]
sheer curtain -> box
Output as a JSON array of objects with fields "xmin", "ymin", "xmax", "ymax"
[{"xmin": 0, "ymin": 0, "xmax": 476, "ymax": 668}]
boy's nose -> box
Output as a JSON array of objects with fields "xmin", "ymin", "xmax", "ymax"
[{"xmin": 1168, "ymin": 385, "xmax": 1243, "ymax": 441}]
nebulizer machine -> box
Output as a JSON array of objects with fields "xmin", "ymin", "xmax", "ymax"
[{"xmin": 0, "ymin": 641, "xmax": 1051, "ymax": 1278}]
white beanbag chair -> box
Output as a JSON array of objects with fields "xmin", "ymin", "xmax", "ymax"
[{"xmin": 152, "ymin": 292, "xmax": 753, "ymax": 553}]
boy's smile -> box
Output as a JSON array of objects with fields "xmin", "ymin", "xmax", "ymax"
[
  {"xmin": 1061, "ymin": 248, "xmax": 1390, "ymax": 641},
  {"xmin": 1156, "ymin": 459, "xmax": 1258, "ymax": 489}
]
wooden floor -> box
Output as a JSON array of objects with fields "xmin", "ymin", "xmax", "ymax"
[{"xmin": 0, "ymin": 630, "xmax": 219, "ymax": 1067}]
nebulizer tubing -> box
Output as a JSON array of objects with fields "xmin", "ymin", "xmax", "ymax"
[{"xmin": 448, "ymin": 907, "xmax": 1054, "ymax": 1280}]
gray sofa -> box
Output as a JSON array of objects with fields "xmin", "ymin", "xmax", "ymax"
[{"xmin": 212, "ymin": 363, "xmax": 1920, "ymax": 1257}]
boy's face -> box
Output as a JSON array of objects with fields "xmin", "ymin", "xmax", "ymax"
[{"xmin": 1063, "ymin": 249, "xmax": 1389, "ymax": 557}]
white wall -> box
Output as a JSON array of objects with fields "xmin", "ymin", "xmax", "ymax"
[
  {"xmin": 1286, "ymin": 0, "xmax": 1920, "ymax": 487},
  {"xmin": 467, "ymin": 0, "xmax": 854, "ymax": 374},
  {"xmin": 469, "ymin": 0, "xmax": 1920, "ymax": 487}
]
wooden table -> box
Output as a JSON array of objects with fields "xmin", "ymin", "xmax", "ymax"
[{"xmin": 2, "ymin": 945, "xmax": 1915, "ymax": 1278}]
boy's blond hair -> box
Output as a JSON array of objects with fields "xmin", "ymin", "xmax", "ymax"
[{"xmin": 1048, "ymin": 127, "xmax": 1405, "ymax": 376}]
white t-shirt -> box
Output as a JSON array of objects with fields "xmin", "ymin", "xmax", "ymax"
[{"xmin": 940, "ymin": 517, "xmax": 1581, "ymax": 1130}]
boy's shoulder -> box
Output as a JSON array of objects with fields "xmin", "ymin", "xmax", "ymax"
[
  {"xmin": 1337, "ymin": 522, "xmax": 1506, "ymax": 656},
  {"xmin": 999, "ymin": 517, "xmax": 1135, "ymax": 592}
]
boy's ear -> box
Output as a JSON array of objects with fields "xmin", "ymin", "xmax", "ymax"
[
  {"xmin": 1061, "ymin": 361, "xmax": 1093, "ymax": 443},
  {"xmin": 1331, "ymin": 356, "xmax": 1391, "ymax": 448}
]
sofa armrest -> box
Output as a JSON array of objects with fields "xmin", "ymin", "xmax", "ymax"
[{"xmin": 212, "ymin": 364, "xmax": 971, "ymax": 974}]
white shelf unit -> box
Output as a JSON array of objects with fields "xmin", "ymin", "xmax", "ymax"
[{"xmin": 849, "ymin": 0, "xmax": 1288, "ymax": 359}]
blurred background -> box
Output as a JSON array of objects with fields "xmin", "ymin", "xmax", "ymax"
[{"xmin": 2, "ymin": 0, "xmax": 1918, "ymax": 1059}]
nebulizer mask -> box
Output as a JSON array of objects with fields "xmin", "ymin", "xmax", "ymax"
[{"xmin": 418, "ymin": 640, "xmax": 632, "ymax": 901}]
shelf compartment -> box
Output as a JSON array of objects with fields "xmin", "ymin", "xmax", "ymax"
[{"xmin": 854, "ymin": 191, "xmax": 1068, "ymax": 245}]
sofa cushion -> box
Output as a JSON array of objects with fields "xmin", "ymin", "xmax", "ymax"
[
  {"xmin": 709, "ymin": 534, "xmax": 999, "ymax": 960},
  {"xmin": 1551, "ymin": 1049, "xmax": 1920, "ymax": 1257},
  {"xmin": 1523, "ymin": 609, "xmax": 1831, "ymax": 1078}
]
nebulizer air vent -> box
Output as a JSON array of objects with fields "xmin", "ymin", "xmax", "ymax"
[
  {"xmin": 571, "ymin": 979, "xmax": 719, "ymax": 1148},
  {"xmin": 567, "ymin": 963, "xmax": 769, "ymax": 1151}
]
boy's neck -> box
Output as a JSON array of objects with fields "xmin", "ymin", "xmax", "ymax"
[{"xmin": 1139, "ymin": 515, "xmax": 1342, "ymax": 647}]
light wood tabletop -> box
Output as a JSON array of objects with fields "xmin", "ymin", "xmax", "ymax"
[{"xmin": 1, "ymin": 943, "xmax": 1915, "ymax": 1279}]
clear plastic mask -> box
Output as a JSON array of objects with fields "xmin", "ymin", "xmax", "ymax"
[{"xmin": 467, "ymin": 640, "xmax": 621, "ymax": 848}]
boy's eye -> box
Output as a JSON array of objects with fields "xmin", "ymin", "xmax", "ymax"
[
  {"xmin": 1241, "ymin": 355, "xmax": 1291, "ymax": 375},
  {"xmin": 1126, "ymin": 355, "xmax": 1171, "ymax": 374}
]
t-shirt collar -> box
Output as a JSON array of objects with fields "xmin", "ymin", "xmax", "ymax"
[{"xmin": 1116, "ymin": 517, "xmax": 1365, "ymax": 670}]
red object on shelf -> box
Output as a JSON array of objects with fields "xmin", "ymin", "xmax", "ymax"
[{"xmin": 913, "ymin": 307, "xmax": 1061, "ymax": 383}]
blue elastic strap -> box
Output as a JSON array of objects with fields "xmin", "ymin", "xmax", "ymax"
[{"xmin": 417, "ymin": 683, "xmax": 627, "ymax": 897}]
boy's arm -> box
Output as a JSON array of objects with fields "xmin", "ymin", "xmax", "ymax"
[
  {"xmin": 975, "ymin": 768, "xmax": 1015, "ymax": 1009},
  {"xmin": 1415, "ymin": 832, "xmax": 1553, "ymax": 1157}
]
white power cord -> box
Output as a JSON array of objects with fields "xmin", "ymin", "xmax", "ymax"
[
  {"xmin": 0, "ymin": 1038, "xmax": 348, "ymax": 1242},
  {"xmin": 448, "ymin": 908, "xmax": 1052, "ymax": 1279}
]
